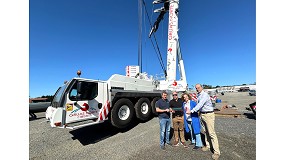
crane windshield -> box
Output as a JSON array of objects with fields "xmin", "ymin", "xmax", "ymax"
[{"xmin": 52, "ymin": 84, "xmax": 67, "ymax": 108}]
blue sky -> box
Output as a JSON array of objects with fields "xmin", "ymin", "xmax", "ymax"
[
  {"xmin": 3, "ymin": 1, "xmax": 285, "ymax": 159},
  {"xmin": 29, "ymin": 0, "xmax": 256, "ymax": 98}
]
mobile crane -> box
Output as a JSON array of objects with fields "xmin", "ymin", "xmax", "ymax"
[{"xmin": 45, "ymin": 0, "xmax": 188, "ymax": 129}]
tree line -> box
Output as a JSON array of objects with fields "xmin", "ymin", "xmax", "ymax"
[
  {"xmin": 40, "ymin": 95, "xmax": 53, "ymax": 102},
  {"xmin": 191, "ymin": 82, "xmax": 256, "ymax": 90}
]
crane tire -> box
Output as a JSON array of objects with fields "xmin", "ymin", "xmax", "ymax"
[
  {"xmin": 135, "ymin": 98, "xmax": 151, "ymax": 121},
  {"xmin": 151, "ymin": 97, "xmax": 160, "ymax": 116},
  {"xmin": 111, "ymin": 98, "xmax": 134, "ymax": 129}
]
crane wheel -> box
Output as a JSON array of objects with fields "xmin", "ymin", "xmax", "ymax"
[
  {"xmin": 135, "ymin": 98, "xmax": 151, "ymax": 121},
  {"xmin": 151, "ymin": 97, "xmax": 160, "ymax": 116},
  {"xmin": 111, "ymin": 98, "xmax": 134, "ymax": 128}
]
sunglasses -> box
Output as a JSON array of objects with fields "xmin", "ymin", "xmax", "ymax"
[{"xmin": 173, "ymin": 94, "xmax": 177, "ymax": 96}]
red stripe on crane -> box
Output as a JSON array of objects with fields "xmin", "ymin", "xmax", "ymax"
[
  {"xmin": 104, "ymin": 106, "xmax": 107, "ymax": 118},
  {"xmin": 107, "ymin": 101, "xmax": 110, "ymax": 112}
]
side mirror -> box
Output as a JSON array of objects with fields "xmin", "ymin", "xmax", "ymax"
[
  {"xmin": 77, "ymin": 82, "xmax": 83, "ymax": 94},
  {"xmin": 76, "ymin": 82, "xmax": 83, "ymax": 101}
]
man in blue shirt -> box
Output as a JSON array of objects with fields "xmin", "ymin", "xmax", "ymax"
[
  {"xmin": 190, "ymin": 84, "xmax": 221, "ymax": 160},
  {"xmin": 156, "ymin": 90, "xmax": 172, "ymax": 150}
]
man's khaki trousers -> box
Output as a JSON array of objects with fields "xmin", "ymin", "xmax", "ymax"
[
  {"xmin": 200, "ymin": 112, "xmax": 220, "ymax": 155},
  {"xmin": 172, "ymin": 116, "xmax": 186, "ymax": 143}
]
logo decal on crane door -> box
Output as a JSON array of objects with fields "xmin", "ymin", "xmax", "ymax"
[
  {"xmin": 80, "ymin": 103, "xmax": 89, "ymax": 111},
  {"xmin": 68, "ymin": 103, "xmax": 99, "ymax": 118}
]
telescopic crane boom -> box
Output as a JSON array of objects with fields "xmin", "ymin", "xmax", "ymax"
[{"xmin": 149, "ymin": 0, "xmax": 187, "ymax": 91}]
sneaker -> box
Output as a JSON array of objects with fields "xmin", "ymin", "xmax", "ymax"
[
  {"xmin": 202, "ymin": 146, "xmax": 210, "ymax": 152},
  {"xmin": 188, "ymin": 142, "xmax": 195, "ymax": 146},
  {"xmin": 192, "ymin": 146, "xmax": 202, "ymax": 150},
  {"xmin": 173, "ymin": 141, "xmax": 179, "ymax": 147},
  {"xmin": 212, "ymin": 153, "xmax": 220, "ymax": 160},
  {"xmin": 166, "ymin": 142, "xmax": 172, "ymax": 147},
  {"xmin": 160, "ymin": 145, "xmax": 166, "ymax": 150},
  {"xmin": 181, "ymin": 142, "xmax": 189, "ymax": 148}
]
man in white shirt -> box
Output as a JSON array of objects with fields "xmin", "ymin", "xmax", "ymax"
[{"xmin": 191, "ymin": 84, "xmax": 221, "ymax": 160}]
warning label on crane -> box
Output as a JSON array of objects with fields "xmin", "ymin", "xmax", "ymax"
[{"xmin": 66, "ymin": 103, "xmax": 73, "ymax": 111}]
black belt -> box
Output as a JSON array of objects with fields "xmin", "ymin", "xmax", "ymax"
[{"xmin": 200, "ymin": 111, "xmax": 214, "ymax": 114}]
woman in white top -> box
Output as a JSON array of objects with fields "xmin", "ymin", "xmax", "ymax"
[{"xmin": 182, "ymin": 93, "xmax": 203, "ymax": 150}]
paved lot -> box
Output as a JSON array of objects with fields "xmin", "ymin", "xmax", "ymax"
[{"xmin": 29, "ymin": 92, "xmax": 256, "ymax": 160}]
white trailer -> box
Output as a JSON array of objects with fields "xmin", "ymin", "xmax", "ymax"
[{"xmin": 46, "ymin": 74, "xmax": 162, "ymax": 129}]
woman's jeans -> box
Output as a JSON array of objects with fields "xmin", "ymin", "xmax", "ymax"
[{"xmin": 187, "ymin": 120, "xmax": 203, "ymax": 147}]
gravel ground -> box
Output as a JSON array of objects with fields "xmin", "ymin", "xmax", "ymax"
[{"xmin": 29, "ymin": 92, "xmax": 256, "ymax": 160}]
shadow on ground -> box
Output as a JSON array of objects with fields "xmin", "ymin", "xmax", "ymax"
[
  {"xmin": 29, "ymin": 113, "xmax": 45, "ymax": 121},
  {"xmin": 243, "ymin": 113, "xmax": 256, "ymax": 120},
  {"xmin": 69, "ymin": 116, "xmax": 154, "ymax": 145}
]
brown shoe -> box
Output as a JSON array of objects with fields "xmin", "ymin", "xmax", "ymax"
[
  {"xmin": 173, "ymin": 141, "xmax": 179, "ymax": 147},
  {"xmin": 181, "ymin": 142, "xmax": 188, "ymax": 148},
  {"xmin": 202, "ymin": 146, "xmax": 210, "ymax": 152},
  {"xmin": 212, "ymin": 153, "xmax": 220, "ymax": 160}
]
